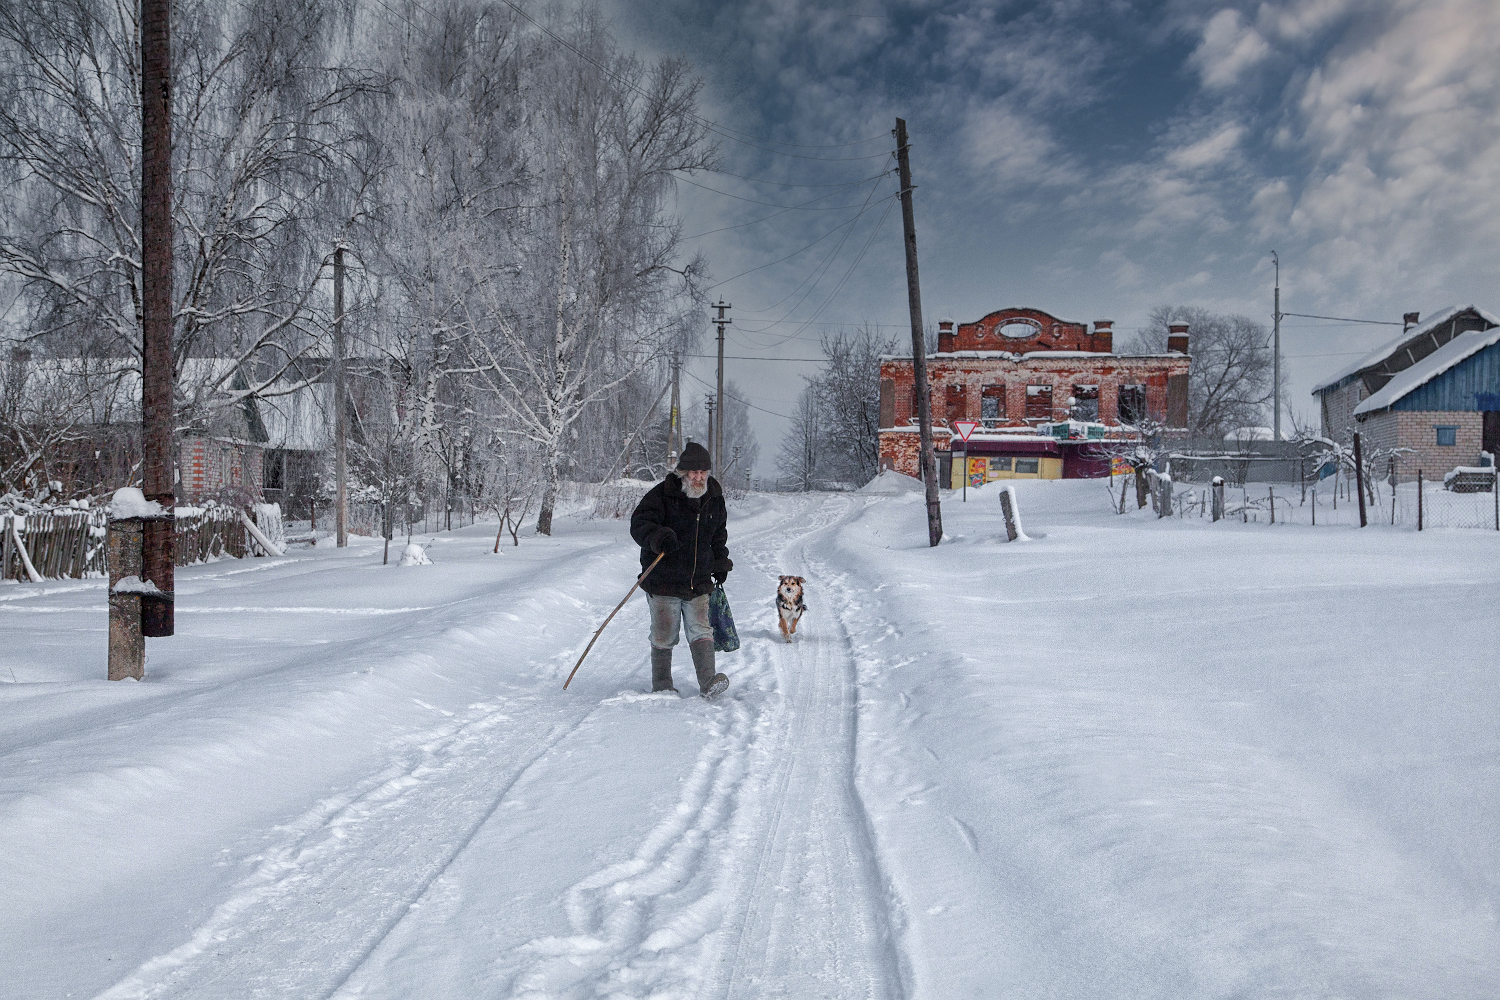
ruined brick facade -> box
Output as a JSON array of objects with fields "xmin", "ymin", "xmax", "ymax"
[{"xmin": 878, "ymin": 307, "xmax": 1190, "ymax": 480}]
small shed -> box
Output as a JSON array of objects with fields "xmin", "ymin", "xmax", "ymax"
[{"xmin": 1348, "ymin": 323, "xmax": 1500, "ymax": 480}]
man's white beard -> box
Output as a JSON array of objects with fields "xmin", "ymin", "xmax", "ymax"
[{"xmin": 677, "ymin": 471, "xmax": 708, "ymax": 498}]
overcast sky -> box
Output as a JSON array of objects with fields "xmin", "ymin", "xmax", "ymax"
[{"xmin": 601, "ymin": 0, "xmax": 1500, "ymax": 476}]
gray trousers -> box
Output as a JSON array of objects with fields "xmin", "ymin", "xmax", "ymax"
[{"xmin": 648, "ymin": 593, "xmax": 713, "ymax": 649}]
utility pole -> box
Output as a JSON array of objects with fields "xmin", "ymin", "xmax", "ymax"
[
  {"xmin": 668, "ymin": 353, "xmax": 681, "ymax": 467},
  {"xmin": 1271, "ymin": 250, "xmax": 1282, "ymax": 442},
  {"xmin": 334, "ymin": 244, "xmax": 348, "ymax": 548},
  {"xmin": 705, "ymin": 395, "xmax": 716, "ymax": 469},
  {"xmin": 140, "ymin": 0, "xmax": 175, "ymax": 636},
  {"xmin": 895, "ymin": 118, "xmax": 942, "ymax": 546},
  {"xmin": 712, "ymin": 301, "xmax": 731, "ymax": 470}
]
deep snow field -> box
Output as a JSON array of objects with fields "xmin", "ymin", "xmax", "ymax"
[{"xmin": 3, "ymin": 479, "xmax": 1498, "ymax": 999}]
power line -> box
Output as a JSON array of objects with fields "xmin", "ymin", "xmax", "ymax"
[
  {"xmin": 694, "ymin": 166, "xmax": 897, "ymax": 188},
  {"xmin": 769, "ymin": 195, "xmax": 899, "ymax": 341},
  {"xmin": 733, "ymin": 174, "xmax": 890, "ymax": 322},
  {"xmin": 1281, "ymin": 311, "xmax": 1401, "ymax": 326},
  {"xmin": 682, "ymin": 368, "xmax": 796, "ymax": 420},
  {"xmin": 677, "ymin": 170, "xmax": 890, "ymax": 218},
  {"xmin": 706, "ymin": 193, "xmax": 892, "ymax": 290},
  {"xmin": 736, "ymin": 193, "xmax": 899, "ymax": 347},
  {"xmin": 683, "ymin": 353, "xmax": 826, "ymax": 361}
]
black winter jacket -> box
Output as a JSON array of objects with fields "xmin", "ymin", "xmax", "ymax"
[{"xmin": 629, "ymin": 473, "xmax": 731, "ymax": 599}]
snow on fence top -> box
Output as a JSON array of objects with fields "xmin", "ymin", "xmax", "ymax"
[{"xmin": 108, "ymin": 487, "xmax": 165, "ymax": 519}]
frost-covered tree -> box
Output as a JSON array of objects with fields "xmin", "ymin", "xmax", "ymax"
[
  {"xmin": 1127, "ymin": 306, "xmax": 1275, "ymax": 440},
  {"xmin": 461, "ymin": 11, "xmax": 714, "ymax": 533},
  {"xmin": 0, "ymin": 0, "xmax": 371, "ymax": 430}
]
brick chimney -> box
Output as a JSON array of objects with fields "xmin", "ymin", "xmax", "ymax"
[
  {"xmin": 937, "ymin": 318, "xmax": 955, "ymax": 353},
  {"xmin": 1403, "ymin": 311, "xmax": 1420, "ymax": 331},
  {"xmin": 1092, "ymin": 319, "xmax": 1113, "ymax": 353},
  {"xmin": 1167, "ymin": 322, "xmax": 1189, "ymax": 354}
]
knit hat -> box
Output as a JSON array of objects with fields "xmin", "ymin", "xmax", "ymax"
[{"xmin": 676, "ymin": 442, "xmax": 712, "ymax": 471}]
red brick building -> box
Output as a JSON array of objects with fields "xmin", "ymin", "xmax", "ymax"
[{"xmin": 878, "ymin": 307, "xmax": 1191, "ymax": 483}]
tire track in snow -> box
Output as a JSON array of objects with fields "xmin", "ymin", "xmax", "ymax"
[
  {"xmin": 707, "ymin": 494, "xmax": 911, "ymax": 1000},
  {"xmin": 481, "ymin": 493, "xmax": 841, "ymax": 998},
  {"xmin": 92, "ymin": 691, "xmax": 604, "ymax": 1000},
  {"xmin": 479, "ymin": 492, "xmax": 904, "ymax": 999},
  {"xmin": 85, "ymin": 533, "xmax": 634, "ymax": 1000}
]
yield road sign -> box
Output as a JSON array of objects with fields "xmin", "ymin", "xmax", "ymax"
[{"xmin": 953, "ymin": 419, "xmax": 980, "ymax": 442}]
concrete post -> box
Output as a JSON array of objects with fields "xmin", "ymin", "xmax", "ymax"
[
  {"xmin": 107, "ymin": 517, "xmax": 145, "ymax": 680},
  {"xmin": 1211, "ymin": 476, "xmax": 1224, "ymax": 521},
  {"xmin": 999, "ymin": 488, "xmax": 1020, "ymax": 542}
]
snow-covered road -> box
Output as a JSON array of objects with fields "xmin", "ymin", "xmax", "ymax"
[{"xmin": 5, "ymin": 481, "xmax": 1499, "ymax": 999}]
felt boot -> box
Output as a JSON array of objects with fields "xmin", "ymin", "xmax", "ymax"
[
  {"xmin": 689, "ymin": 639, "xmax": 729, "ymax": 699},
  {"xmin": 651, "ymin": 647, "xmax": 677, "ymax": 693}
]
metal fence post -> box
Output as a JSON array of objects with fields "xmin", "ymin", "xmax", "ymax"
[{"xmin": 1417, "ymin": 469, "xmax": 1423, "ymax": 531}]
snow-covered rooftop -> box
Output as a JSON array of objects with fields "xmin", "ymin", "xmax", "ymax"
[
  {"xmin": 1311, "ymin": 305, "xmax": 1500, "ymax": 394},
  {"xmin": 1353, "ymin": 325, "xmax": 1500, "ymax": 415}
]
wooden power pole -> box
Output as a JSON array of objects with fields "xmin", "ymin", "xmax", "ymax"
[
  {"xmin": 895, "ymin": 118, "xmax": 942, "ymax": 546},
  {"xmin": 705, "ymin": 395, "xmax": 716, "ymax": 469},
  {"xmin": 668, "ymin": 353, "xmax": 681, "ymax": 467},
  {"xmin": 334, "ymin": 245, "xmax": 347, "ymax": 547},
  {"xmin": 140, "ymin": 0, "xmax": 175, "ymax": 635},
  {"xmin": 1272, "ymin": 251, "xmax": 1282, "ymax": 442},
  {"xmin": 711, "ymin": 301, "xmax": 730, "ymax": 470}
]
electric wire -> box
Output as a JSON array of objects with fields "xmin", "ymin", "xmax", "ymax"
[
  {"xmin": 735, "ymin": 192, "xmax": 898, "ymax": 347},
  {"xmin": 682, "ymin": 354, "xmax": 827, "ymax": 362},
  {"xmin": 683, "ymin": 368, "xmax": 796, "ymax": 420},
  {"xmin": 730, "ymin": 173, "xmax": 890, "ymax": 322},
  {"xmin": 676, "ymin": 170, "xmax": 890, "ymax": 213},
  {"xmin": 1280, "ymin": 312, "xmax": 1402, "ymax": 326},
  {"xmin": 693, "ymin": 166, "xmax": 898, "ymax": 188},
  {"xmin": 705, "ymin": 191, "xmax": 893, "ymax": 291}
]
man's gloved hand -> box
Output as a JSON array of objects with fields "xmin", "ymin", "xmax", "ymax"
[
  {"xmin": 712, "ymin": 557, "xmax": 732, "ymax": 586},
  {"xmin": 651, "ymin": 527, "xmax": 678, "ymax": 554}
]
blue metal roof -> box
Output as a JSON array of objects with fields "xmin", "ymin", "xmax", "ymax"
[{"xmin": 1392, "ymin": 338, "xmax": 1500, "ymax": 412}]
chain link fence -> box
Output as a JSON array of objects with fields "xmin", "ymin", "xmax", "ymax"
[{"xmin": 1141, "ymin": 469, "xmax": 1500, "ymax": 530}]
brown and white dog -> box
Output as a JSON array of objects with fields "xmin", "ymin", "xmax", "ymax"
[{"xmin": 775, "ymin": 575, "xmax": 807, "ymax": 642}]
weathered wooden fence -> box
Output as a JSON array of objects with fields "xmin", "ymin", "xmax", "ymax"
[
  {"xmin": 0, "ymin": 512, "xmax": 104, "ymax": 580},
  {"xmin": 2, "ymin": 504, "xmax": 284, "ymax": 581}
]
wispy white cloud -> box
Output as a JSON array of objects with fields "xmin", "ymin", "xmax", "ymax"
[{"xmin": 1189, "ymin": 8, "xmax": 1271, "ymax": 88}]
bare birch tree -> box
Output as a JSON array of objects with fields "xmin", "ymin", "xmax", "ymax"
[{"xmin": 462, "ymin": 12, "xmax": 714, "ymax": 534}]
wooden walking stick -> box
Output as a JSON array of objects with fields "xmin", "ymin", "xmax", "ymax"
[{"xmin": 563, "ymin": 550, "xmax": 666, "ymax": 690}]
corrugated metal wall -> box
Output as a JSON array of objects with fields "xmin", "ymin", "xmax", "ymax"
[{"xmin": 1395, "ymin": 341, "xmax": 1500, "ymax": 412}]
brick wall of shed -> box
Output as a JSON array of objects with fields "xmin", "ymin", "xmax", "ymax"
[
  {"xmin": 1358, "ymin": 409, "xmax": 1487, "ymax": 482},
  {"xmin": 1319, "ymin": 381, "xmax": 1368, "ymax": 445}
]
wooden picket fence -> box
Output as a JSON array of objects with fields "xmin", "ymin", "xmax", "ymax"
[
  {"xmin": 174, "ymin": 507, "xmax": 249, "ymax": 564},
  {"xmin": 1, "ymin": 506, "xmax": 267, "ymax": 581},
  {"xmin": 0, "ymin": 512, "xmax": 105, "ymax": 580}
]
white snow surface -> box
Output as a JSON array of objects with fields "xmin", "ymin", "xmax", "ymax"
[
  {"xmin": 108, "ymin": 487, "xmax": 164, "ymax": 520},
  {"xmin": 4, "ymin": 483, "xmax": 1500, "ymax": 998},
  {"xmin": 398, "ymin": 542, "xmax": 433, "ymax": 566}
]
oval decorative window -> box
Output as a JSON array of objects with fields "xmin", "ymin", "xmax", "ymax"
[{"xmin": 998, "ymin": 321, "xmax": 1040, "ymax": 339}]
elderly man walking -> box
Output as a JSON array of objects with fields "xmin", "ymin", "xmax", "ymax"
[{"xmin": 629, "ymin": 442, "xmax": 732, "ymax": 698}]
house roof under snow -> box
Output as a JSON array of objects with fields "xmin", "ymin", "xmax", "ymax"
[
  {"xmin": 1311, "ymin": 305, "xmax": 1500, "ymax": 395},
  {"xmin": 1353, "ymin": 325, "xmax": 1500, "ymax": 416}
]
